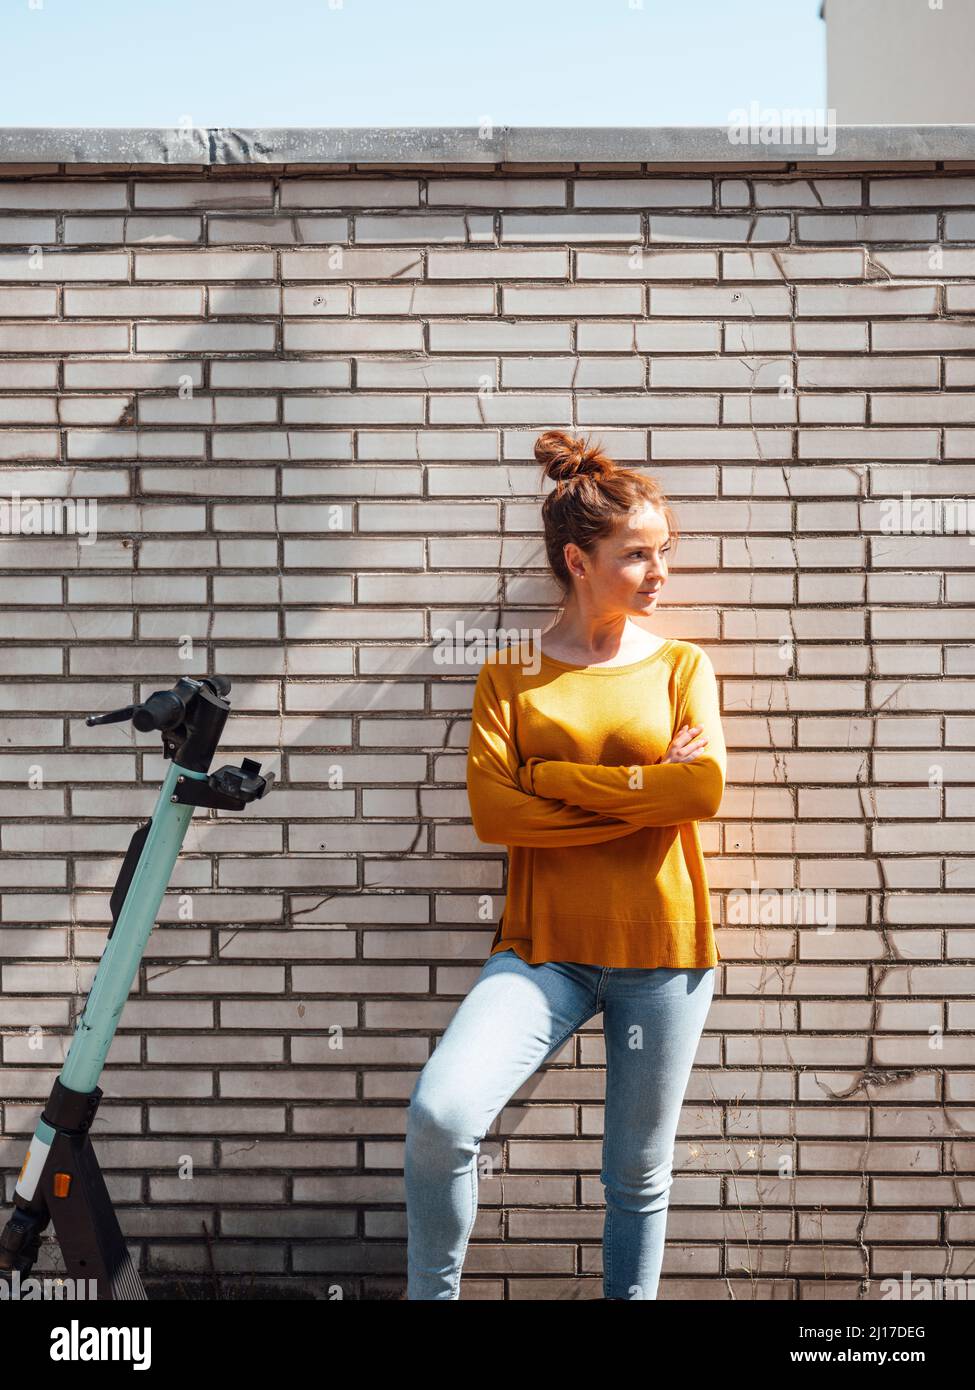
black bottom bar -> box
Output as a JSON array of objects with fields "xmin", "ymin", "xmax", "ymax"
[{"xmin": 36, "ymin": 1127, "xmax": 146, "ymax": 1301}]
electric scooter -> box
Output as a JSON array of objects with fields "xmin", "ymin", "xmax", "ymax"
[{"xmin": 0, "ymin": 674, "xmax": 274, "ymax": 1300}]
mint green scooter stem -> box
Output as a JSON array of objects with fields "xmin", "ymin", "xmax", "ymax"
[{"xmin": 60, "ymin": 758, "xmax": 204, "ymax": 1095}]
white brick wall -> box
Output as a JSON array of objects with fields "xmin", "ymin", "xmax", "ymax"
[{"xmin": 0, "ymin": 166, "xmax": 973, "ymax": 1299}]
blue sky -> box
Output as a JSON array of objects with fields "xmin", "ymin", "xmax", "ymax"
[{"xmin": 0, "ymin": 0, "xmax": 826, "ymax": 126}]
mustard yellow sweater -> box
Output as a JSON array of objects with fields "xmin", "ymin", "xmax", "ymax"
[{"xmin": 465, "ymin": 638, "xmax": 726, "ymax": 968}]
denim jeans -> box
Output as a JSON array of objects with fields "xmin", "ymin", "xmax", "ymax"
[{"xmin": 404, "ymin": 947, "xmax": 715, "ymax": 1300}]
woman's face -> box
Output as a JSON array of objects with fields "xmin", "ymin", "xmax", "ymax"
[{"xmin": 567, "ymin": 504, "xmax": 671, "ymax": 615}]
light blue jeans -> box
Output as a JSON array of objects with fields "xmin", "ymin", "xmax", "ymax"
[{"xmin": 404, "ymin": 947, "xmax": 715, "ymax": 1300}]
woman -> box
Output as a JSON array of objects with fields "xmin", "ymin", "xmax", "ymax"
[{"xmin": 404, "ymin": 428, "xmax": 726, "ymax": 1300}]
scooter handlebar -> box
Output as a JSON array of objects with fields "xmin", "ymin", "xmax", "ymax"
[
  {"xmin": 132, "ymin": 690, "xmax": 186, "ymax": 732},
  {"xmin": 84, "ymin": 675, "xmax": 232, "ymax": 729}
]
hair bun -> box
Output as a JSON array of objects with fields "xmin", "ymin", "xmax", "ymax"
[{"xmin": 534, "ymin": 429, "xmax": 613, "ymax": 486}]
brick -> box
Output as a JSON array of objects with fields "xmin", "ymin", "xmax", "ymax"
[
  {"xmin": 0, "ymin": 430, "xmax": 58, "ymax": 458},
  {"xmin": 717, "ymin": 179, "xmax": 750, "ymax": 207},
  {"xmin": 792, "ymin": 322, "xmax": 868, "ymax": 350},
  {"xmin": 208, "ymin": 287, "xmax": 281, "ymax": 315},
  {"xmin": 133, "ymin": 251, "xmax": 274, "ymax": 279},
  {"xmin": 872, "ymin": 321, "xmax": 975, "ymax": 350},
  {"xmin": 210, "ymin": 360, "xmax": 349, "ymax": 388},
  {"xmin": 280, "ymin": 180, "xmax": 421, "ymax": 207},
  {"xmin": 722, "ymin": 248, "xmax": 865, "ymax": 279},
  {"xmin": 0, "ymin": 357, "xmax": 57, "ymax": 385},
  {"xmin": 871, "ymin": 394, "xmax": 975, "ymax": 423},
  {"xmin": 62, "ymin": 360, "xmax": 203, "ymax": 390},
  {"xmin": 279, "ymin": 285, "xmax": 350, "ymax": 315},
  {"xmin": 0, "ymin": 322, "xmax": 127, "ymax": 350},
  {"xmin": 207, "ymin": 216, "xmax": 303, "ymax": 244},
  {"xmin": 797, "ymin": 213, "xmax": 938, "ymax": 240},
  {"xmin": 292, "ymin": 216, "xmax": 352, "ymax": 243},
  {"xmin": 63, "ymin": 286, "xmax": 204, "ymax": 315},
  {"xmin": 0, "ymin": 251, "xmax": 128, "ymax": 281},
  {"xmin": 798, "ymin": 428, "xmax": 938, "ymax": 459},
  {"xmin": 428, "ymin": 249, "xmax": 568, "ymax": 278},
  {"xmin": 751, "ymin": 179, "xmax": 863, "ymax": 207},
  {"xmin": 869, "ymin": 176, "xmax": 975, "ymax": 205},
  {"xmin": 353, "ymin": 215, "xmax": 467, "ymax": 243},
  {"xmin": 357, "ymin": 358, "xmax": 494, "ymax": 388},
  {"xmin": 501, "ymin": 286, "xmax": 643, "ymax": 315},
  {"xmin": 869, "ymin": 249, "xmax": 975, "ymax": 277},
  {"xmin": 281, "ymin": 249, "xmax": 421, "ymax": 279},
  {"xmin": 500, "ymin": 214, "xmax": 641, "ymax": 242},
  {"xmin": 430, "ymin": 394, "xmax": 573, "ymax": 426},
  {"xmin": 947, "ymin": 285, "xmax": 975, "ymax": 312},
  {"xmin": 648, "ymin": 214, "xmax": 789, "ymax": 242},
  {"xmin": 796, "ymin": 284, "xmax": 939, "ymax": 315},
  {"xmin": 133, "ymin": 180, "xmax": 274, "ymax": 208},
  {"xmin": 0, "ymin": 396, "xmax": 57, "ymax": 423},
  {"xmin": 650, "ymin": 286, "xmax": 792, "ymax": 315},
  {"xmin": 283, "ymin": 322, "xmax": 422, "ymax": 351},
  {"xmin": 283, "ymin": 394, "xmax": 425, "ymax": 424},
  {"xmin": 428, "ymin": 321, "xmax": 572, "ymax": 351},
  {"xmin": 577, "ymin": 395, "xmax": 718, "ymax": 424},
  {"xmin": 0, "ymin": 182, "xmax": 127, "ymax": 209},
  {"xmin": 579, "ymin": 321, "xmax": 720, "ymax": 351},
  {"xmin": 0, "ymin": 217, "xmax": 57, "ymax": 243},
  {"xmin": 797, "ymin": 394, "xmax": 866, "ymax": 424},
  {"xmin": 650, "ymin": 356, "xmax": 791, "ymax": 388},
  {"xmin": 135, "ymin": 323, "xmax": 275, "ymax": 351},
  {"xmin": 797, "ymin": 356, "xmax": 938, "ymax": 387},
  {"xmin": 651, "ymin": 429, "xmax": 792, "ymax": 459},
  {"xmin": 59, "ymin": 216, "xmax": 121, "ymax": 243},
  {"xmin": 577, "ymin": 249, "xmax": 718, "ymax": 279},
  {"xmin": 218, "ymin": 436, "xmax": 349, "ymax": 467},
  {"xmin": 501, "ymin": 357, "xmax": 642, "ymax": 388},
  {"xmin": 574, "ymin": 178, "xmax": 712, "ymax": 207},
  {"xmin": 124, "ymin": 216, "xmax": 202, "ymax": 243},
  {"xmin": 428, "ymin": 179, "xmax": 566, "ymax": 206},
  {"xmin": 354, "ymin": 285, "xmax": 494, "ymax": 314},
  {"xmin": 945, "ymin": 211, "xmax": 975, "ymax": 239}
]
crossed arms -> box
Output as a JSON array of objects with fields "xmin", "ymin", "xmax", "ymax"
[{"xmin": 465, "ymin": 651, "xmax": 726, "ymax": 848}]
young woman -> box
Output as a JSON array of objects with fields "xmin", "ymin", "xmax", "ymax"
[{"xmin": 404, "ymin": 428, "xmax": 726, "ymax": 1300}]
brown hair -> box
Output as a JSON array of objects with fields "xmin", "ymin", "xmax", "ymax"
[{"xmin": 534, "ymin": 429, "xmax": 679, "ymax": 592}]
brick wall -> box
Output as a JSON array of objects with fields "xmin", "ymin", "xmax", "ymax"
[{"xmin": 0, "ymin": 164, "xmax": 973, "ymax": 1298}]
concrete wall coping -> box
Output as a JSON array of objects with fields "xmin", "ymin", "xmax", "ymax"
[{"xmin": 0, "ymin": 124, "xmax": 974, "ymax": 169}]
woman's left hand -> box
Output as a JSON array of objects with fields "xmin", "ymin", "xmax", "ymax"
[{"xmin": 517, "ymin": 757, "xmax": 546, "ymax": 794}]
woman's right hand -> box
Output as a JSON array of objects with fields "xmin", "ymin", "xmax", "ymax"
[{"xmin": 659, "ymin": 723, "xmax": 709, "ymax": 765}]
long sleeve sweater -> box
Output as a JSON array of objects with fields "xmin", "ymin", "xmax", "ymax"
[{"xmin": 465, "ymin": 637, "xmax": 726, "ymax": 968}]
